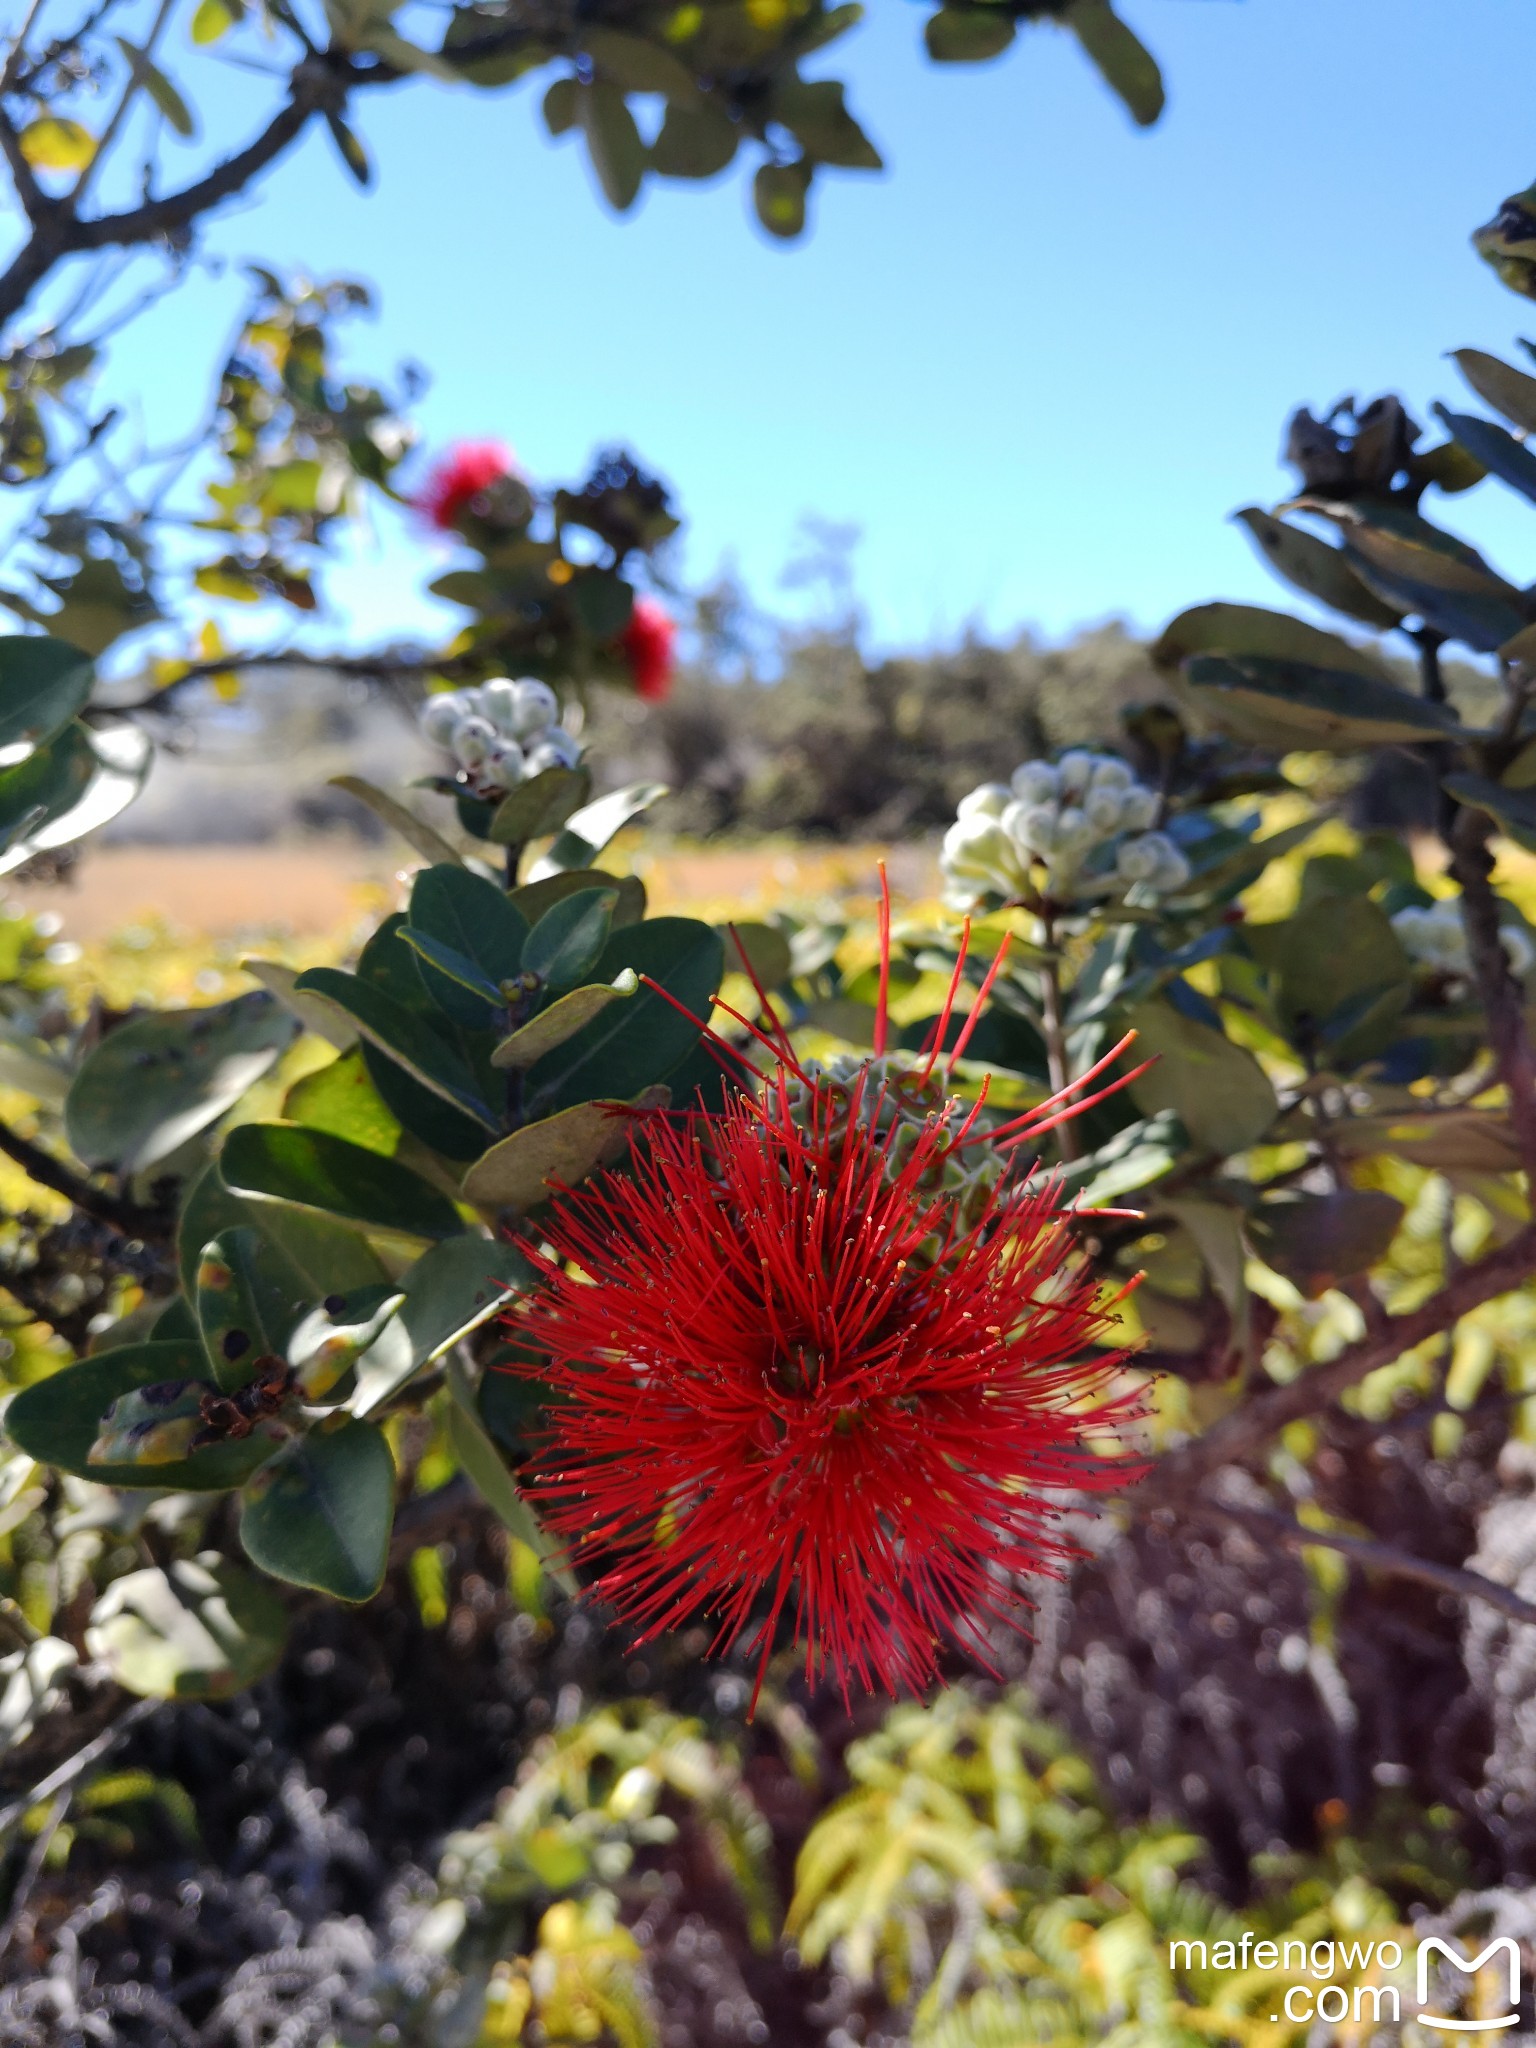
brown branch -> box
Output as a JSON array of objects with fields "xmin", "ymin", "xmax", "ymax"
[
  {"xmin": 1207, "ymin": 1502, "xmax": 1536, "ymax": 1632},
  {"xmin": 1132, "ymin": 1223, "xmax": 1536, "ymax": 1509},
  {"xmin": 0, "ymin": 49, "xmax": 368, "ymax": 333},
  {"xmin": 0, "ymin": 1114, "xmax": 151, "ymax": 1235},
  {"xmin": 1450, "ymin": 801, "xmax": 1536, "ymax": 1176}
]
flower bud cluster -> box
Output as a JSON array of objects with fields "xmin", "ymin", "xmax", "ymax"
[
  {"xmin": 781, "ymin": 1054, "xmax": 1010, "ymax": 1251},
  {"xmin": 940, "ymin": 751, "xmax": 1191, "ymax": 911},
  {"xmin": 418, "ymin": 678, "xmax": 580, "ymax": 794},
  {"xmin": 1391, "ymin": 898, "xmax": 1535, "ymax": 982}
]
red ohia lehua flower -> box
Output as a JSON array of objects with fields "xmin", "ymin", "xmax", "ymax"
[
  {"xmin": 618, "ymin": 596, "xmax": 676, "ymax": 702},
  {"xmin": 508, "ymin": 874, "xmax": 1150, "ymax": 1709},
  {"xmin": 414, "ymin": 439, "xmax": 516, "ymax": 531}
]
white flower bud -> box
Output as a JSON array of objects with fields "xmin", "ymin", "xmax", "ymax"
[
  {"xmin": 420, "ymin": 692, "xmax": 470, "ymax": 748},
  {"xmin": 1055, "ymin": 805, "xmax": 1093, "ymax": 853},
  {"xmin": 1116, "ymin": 833, "xmax": 1163, "ymax": 885},
  {"xmin": 478, "ymin": 678, "xmax": 523, "ymax": 736},
  {"xmin": 1120, "ymin": 787, "xmax": 1159, "ymax": 833},
  {"xmin": 506, "ymin": 678, "xmax": 562, "ymax": 739},
  {"xmin": 523, "ymin": 730, "xmax": 581, "ymax": 774},
  {"xmin": 451, "ymin": 713, "xmax": 497, "ymax": 772},
  {"xmin": 1088, "ymin": 757, "xmax": 1134, "ymax": 793},
  {"xmin": 1003, "ymin": 801, "xmax": 1058, "ymax": 855},
  {"xmin": 958, "ymin": 783, "xmax": 1012, "ymax": 821},
  {"xmin": 1084, "ymin": 787, "xmax": 1126, "ymax": 835},
  {"xmin": 482, "ymin": 737, "xmax": 526, "ymax": 789},
  {"xmin": 1010, "ymin": 760, "xmax": 1059, "ymax": 805},
  {"xmin": 1056, "ymin": 750, "xmax": 1096, "ymax": 798}
]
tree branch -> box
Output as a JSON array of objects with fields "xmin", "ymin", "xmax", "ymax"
[
  {"xmin": 1450, "ymin": 801, "xmax": 1536, "ymax": 1177},
  {"xmin": 0, "ymin": 1114, "xmax": 152, "ymax": 1235},
  {"xmin": 1131, "ymin": 1223, "xmax": 1536, "ymax": 1509},
  {"xmin": 0, "ymin": 49, "xmax": 366, "ymax": 334},
  {"xmin": 1205, "ymin": 1502, "xmax": 1536, "ymax": 1633}
]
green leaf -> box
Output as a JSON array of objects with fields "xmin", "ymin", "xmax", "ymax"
[
  {"xmin": 1232, "ymin": 509, "xmax": 1403, "ymax": 631},
  {"xmin": 492, "ymin": 973, "xmax": 638, "ymax": 1069},
  {"xmin": 1319, "ymin": 505, "xmax": 1531, "ymax": 653},
  {"xmin": 1444, "ymin": 771, "xmax": 1536, "ymax": 853},
  {"xmin": 543, "ymin": 74, "xmax": 579, "ymax": 134},
  {"xmin": 511, "ymin": 868, "xmax": 645, "ymax": 929},
  {"xmin": 5, "ymin": 1342, "xmax": 274, "ymax": 1491},
  {"xmin": 240, "ymin": 1421, "xmax": 395, "ymax": 1602},
  {"xmin": 397, "ymin": 927, "xmax": 506, "ymax": 1017},
  {"xmin": 1248, "ymin": 895, "xmax": 1411, "ymax": 1057},
  {"xmin": 580, "ymin": 25, "xmax": 701, "ymax": 101},
  {"xmin": 0, "ymin": 636, "xmax": 94, "ymax": 765},
  {"xmin": 294, "ymin": 968, "xmax": 497, "ymax": 1129},
  {"xmin": 651, "ymin": 101, "xmax": 737, "ymax": 179},
  {"xmin": 177, "ymin": 1164, "xmax": 389, "ymax": 1304},
  {"xmin": 1153, "ymin": 601, "xmax": 1392, "ymax": 680},
  {"xmin": 580, "ymin": 80, "xmax": 645, "ymax": 212},
  {"xmin": 0, "ymin": 720, "xmax": 152, "ymax": 877},
  {"xmin": 325, "ymin": 110, "xmax": 372, "ymax": 187},
  {"xmin": 65, "ymin": 991, "xmax": 296, "ymax": 1175},
  {"xmin": 1125, "ymin": 998, "xmax": 1276, "ymax": 1154},
  {"xmin": 463, "ymin": 1089, "xmax": 665, "ymax": 1210},
  {"xmin": 282, "ymin": 1046, "xmax": 402, "ymax": 1155},
  {"xmin": 526, "ymin": 917, "xmax": 724, "ymax": 1114},
  {"xmin": 241, "ymin": 958, "xmax": 357, "ymax": 1049},
  {"xmin": 754, "ymin": 160, "xmax": 810, "ymax": 239},
  {"xmin": 286, "ymin": 1289, "xmax": 405, "ymax": 1400},
  {"xmin": 488, "ymin": 765, "xmax": 591, "ymax": 846},
  {"xmin": 1249, "ymin": 1189, "xmax": 1404, "ymax": 1298},
  {"xmin": 523, "ymin": 887, "xmax": 618, "ymax": 991},
  {"xmin": 527, "ymin": 781, "xmax": 668, "ymax": 879},
  {"xmin": 86, "ymin": 1555, "xmax": 287, "ymax": 1700},
  {"xmin": 350, "ymin": 1235, "xmax": 534, "ymax": 1418},
  {"xmin": 409, "ymin": 863, "xmax": 529, "ymax": 1009},
  {"xmin": 1434, "ymin": 404, "xmax": 1536, "ymax": 508},
  {"xmin": 771, "ymin": 77, "xmax": 882, "ymax": 170},
  {"xmin": 568, "ymin": 565, "xmax": 636, "ymax": 640},
  {"xmin": 1182, "ymin": 654, "xmax": 1461, "ymax": 752},
  {"xmin": 1452, "ymin": 347, "xmax": 1536, "ymax": 433},
  {"xmin": 719, "ymin": 921, "xmax": 794, "ymax": 989},
  {"xmin": 924, "ymin": 7, "xmax": 1015, "ymax": 61},
  {"xmin": 327, "ymin": 775, "xmax": 463, "ymax": 868},
  {"xmin": 1064, "ymin": 0, "xmax": 1164, "ymax": 126},
  {"xmin": 445, "ymin": 1355, "xmax": 574, "ymax": 1593},
  {"xmin": 194, "ymin": 1226, "xmax": 294, "ymax": 1393},
  {"xmin": 114, "ymin": 38, "xmax": 196, "ymax": 136},
  {"xmin": 220, "ymin": 1123, "xmax": 465, "ymax": 1241}
]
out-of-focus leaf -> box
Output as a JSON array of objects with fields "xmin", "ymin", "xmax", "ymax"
[
  {"xmin": 1182, "ymin": 653, "xmax": 1459, "ymax": 752},
  {"xmin": 924, "ymin": 6, "xmax": 1014, "ymax": 61},
  {"xmin": 651, "ymin": 101, "xmax": 737, "ymax": 179},
  {"xmin": 19, "ymin": 119, "xmax": 95, "ymax": 170},
  {"xmin": 1434, "ymin": 404, "xmax": 1536, "ymax": 508},
  {"xmin": 327, "ymin": 776, "xmax": 463, "ymax": 867},
  {"xmin": 527, "ymin": 781, "xmax": 668, "ymax": 879},
  {"xmin": 1249, "ymin": 1189, "xmax": 1404, "ymax": 1298},
  {"xmin": 0, "ymin": 635, "xmax": 94, "ymax": 765},
  {"xmin": 1126, "ymin": 998, "xmax": 1277, "ymax": 1154},
  {"xmin": 1232, "ymin": 509, "xmax": 1403, "ymax": 631},
  {"xmin": 65, "ymin": 991, "xmax": 296, "ymax": 1175},
  {"xmin": 87, "ymin": 1555, "xmax": 287, "ymax": 1700},
  {"xmin": 1063, "ymin": 0, "xmax": 1164, "ymax": 126},
  {"xmin": 1452, "ymin": 347, "xmax": 1536, "ymax": 433},
  {"xmin": 579, "ymin": 81, "xmax": 645, "ymax": 211},
  {"xmin": 755, "ymin": 160, "xmax": 810, "ymax": 239},
  {"xmin": 1153, "ymin": 601, "xmax": 1393, "ymax": 681}
]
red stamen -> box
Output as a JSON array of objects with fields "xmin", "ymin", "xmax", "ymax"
[
  {"xmin": 874, "ymin": 861, "xmax": 892, "ymax": 1058},
  {"xmin": 919, "ymin": 918, "xmax": 972, "ymax": 1084},
  {"xmin": 945, "ymin": 931, "xmax": 1014, "ymax": 1077}
]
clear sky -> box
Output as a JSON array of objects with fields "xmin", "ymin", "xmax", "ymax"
[{"xmin": 91, "ymin": 0, "xmax": 1536, "ymax": 657}]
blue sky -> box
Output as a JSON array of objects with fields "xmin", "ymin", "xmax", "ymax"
[{"xmin": 83, "ymin": 1, "xmax": 1536, "ymax": 655}]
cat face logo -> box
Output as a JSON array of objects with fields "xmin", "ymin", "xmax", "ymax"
[{"xmin": 1417, "ymin": 1938, "xmax": 1521, "ymax": 2032}]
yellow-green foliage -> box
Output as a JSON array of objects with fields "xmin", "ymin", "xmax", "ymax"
[{"xmin": 788, "ymin": 1689, "xmax": 1426, "ymax": 2048}]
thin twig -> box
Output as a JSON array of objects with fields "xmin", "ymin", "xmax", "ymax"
[
  {"xmin": 0, "ymin": 1115, "xmax": 153, "ymax": 1235},
  {"xmin": 1133, "ymin": 1224, "xmax": 1536, "ymax": 1508},
  {"xmin": 0, "ymin": 1787, "xmax": 69, "ymax": 1957},
  {"xmin": 1208, "ymin": 1502, "xmax": 1536, "ymax": 1633},
  {"xmin": 0, "ymin": 1695, "xmax": 157, "ymax": 1839}
]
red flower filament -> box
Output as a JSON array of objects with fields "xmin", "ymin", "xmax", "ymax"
[
  {"xmin": 618, "ymin": 596, "xmax": 676, "ymax": 702},
  {"xmin": 415, "ymin": 439, "xmax": 515, "ymax": 531},
  {"xmin": 511, "ymin": 881, "xmax": 1148, "ymax": 1707}
]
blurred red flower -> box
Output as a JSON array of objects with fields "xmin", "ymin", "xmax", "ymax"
[
  {"xmin": 510, "ymin": 896, "xmax": 1144, "ymax": 1708},
  {"xmin": 619, "ymin": 596, "xmax": 676, "ymax": 702},
  {"xmin": 414, "ymin": 440, "xmax": 515, "ymax": 530}
]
